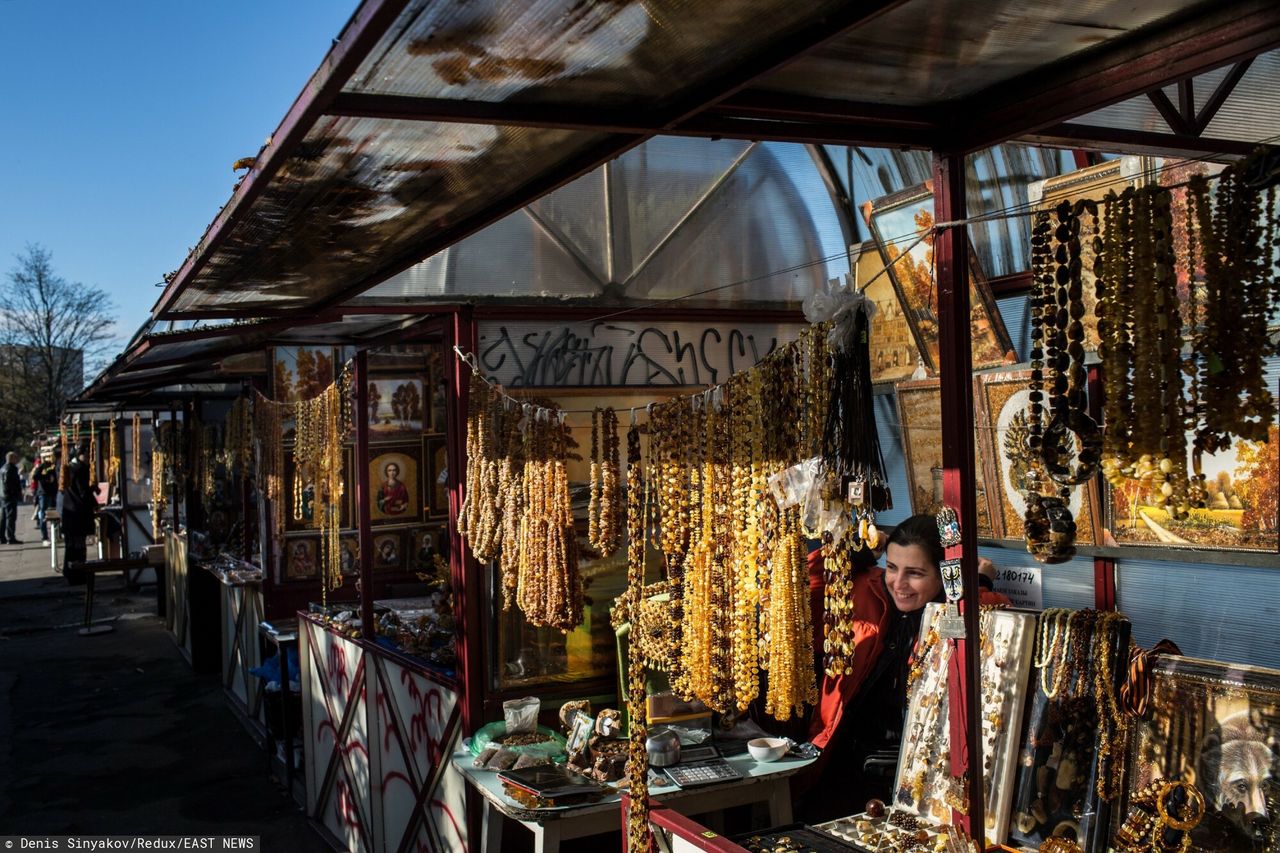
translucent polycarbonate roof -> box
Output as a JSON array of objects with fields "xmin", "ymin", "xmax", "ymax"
[
  {"xmin": 1066, "ymin": 47, "xmax": 1280, "ymax": 144},
  {"xmin": 149, "ymin": 0, "xmax": 1277, "ymax": 323},
  {"xmin": 756, "ymin": 0, "xmax": 1208, "ymax": 106},
  {"xmin": 350, "ymin": 138, "xmax": 851, "ymax": 307}
]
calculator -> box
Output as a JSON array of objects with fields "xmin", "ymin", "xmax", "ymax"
[{"xmin": 663, "ymin": 747, "xmax": 743, "ymax": 788}]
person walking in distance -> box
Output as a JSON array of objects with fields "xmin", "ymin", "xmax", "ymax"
[
  {"xmin": 61, "ymin": 441, "xmax": 97, "ymax": 584},
  {"xmin": 32, "ymin": 451, "xmax": 58, "ymax": 546},
  {"xmin": 0, "ymin": 452, "xmax": 23, "ymax": 544}
]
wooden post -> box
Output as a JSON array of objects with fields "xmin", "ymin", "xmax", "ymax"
[
  {"xmin": 932, "ymin": 150, "xmax": 985, "ymax": 841},
  {"xmin": 354, "ymin": 350, "xmax": 375, "ymax": 640}
]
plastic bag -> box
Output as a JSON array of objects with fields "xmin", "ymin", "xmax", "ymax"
[{"xmin": 503, "ymin": 696, "xmax": 540, "ymax": 736}]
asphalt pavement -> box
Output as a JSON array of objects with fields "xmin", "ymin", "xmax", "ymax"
[{"xmin": 0, "ymin": 510, "xmax": 325, "ymax": 849}]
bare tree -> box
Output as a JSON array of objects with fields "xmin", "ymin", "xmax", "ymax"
[{"xmin": 0, "ymin": 245, "xmax": 118, "ymax": 453}]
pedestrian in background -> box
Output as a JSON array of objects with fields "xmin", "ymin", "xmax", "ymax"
[
  {"xmin": 0, "ymin": 452, "xmax": 23, "ymax": 544},
  {"xmin": 32, "ymin": 451, "xmax": 59, "ymax": 546},
  {"xmin": 61, "ymin": 441, "xmax": 96, "ymax": 583}
]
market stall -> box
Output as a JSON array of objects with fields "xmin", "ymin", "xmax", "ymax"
[{"xmin": 68, "ymin": 2, "xmax": 1280, "ymax": 852}]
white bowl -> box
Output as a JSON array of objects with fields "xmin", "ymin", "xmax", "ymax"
[{"xmin": 747, "ymin": 737, "xmax": 789, "ymax": 762}]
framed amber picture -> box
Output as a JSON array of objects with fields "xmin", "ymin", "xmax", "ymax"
[
  {"xmin": 1127, "ymin": 656, "xmax": 1280, "ymax": 852},
  {"xmin": 977, "ymin": 369, "xmax": 1099, "ymax": 546},
  {"xmin": 1105, "ymin": 423, "xmax": 1279, "ymax": 552},
  {"xmin": 854, "ymin": 242, "xmax": 923, "ymax": 384},
  {"xmin": 368, "ymin": 445, "xmax": 421, "ymax": 525},
  {"xmin": 366, "ymin": 375, "xmax": 427, "ymax": 441},
  {"xmin": 895, "ymin": 378, "xmax": 995, "ymax": 538},
  {"xmin": 866, "ymin": 185, "xmax": 1014, "ymax": 373}
]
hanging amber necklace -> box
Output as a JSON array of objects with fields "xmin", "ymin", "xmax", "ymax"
[{"xmin": 587, "ymin": 407, "xmax": 621, "ymax": 555}]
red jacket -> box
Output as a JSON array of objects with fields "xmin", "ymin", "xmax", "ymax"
[{"xmin": 808, "ymin": 550, "xmax": 1010, "ymax": 750}]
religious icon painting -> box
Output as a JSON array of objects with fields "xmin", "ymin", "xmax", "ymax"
[
  {"xmin": 284, "ymin": 449, "xmax": 353, "ymax": 532},
  {"xmin": 369, "ymin": 445, "xmax": 421, "ymax": 524},
  {"xmin": 425, "ymin": 347, "xmax": 449, "ymax": 434},
  {"xmin": 372, "ymin": 531, "xmax": 403, "ymax": 573},
  {"xmin": 283, "ymin": 536, "xmax": 319, "ymax": 581},
  {"xmin": 894, "ymin": 378, "xmax": 996, "ymax": 538},
  {"xmin": 338, "ymin": 535, "xmax": 359, "ymax": 577},
  {"xmin": 412, "ymin": 526, "xmax": 449, "ymax": 578},
  {"xmin": 866, "ymin": 185, "xmax": 1015, "ymax": 373},
  {"xmin": 366, "ymin": 375, "xmax": 427, "ymax": 441},
  {"xmin": 976, "ymin": 369, "xmax": 1099, "ymax": 546},
  {"xmin": 425, "ymin": 437, "xmax": 448, "ymax": 519}
]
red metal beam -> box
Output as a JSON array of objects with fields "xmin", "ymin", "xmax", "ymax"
[
  {"xmin": 988, "ymin": 271, "xmax": 1032, "ymax": 298},
  {"xmin": 449, "ymin": 309, "xmax": 485, "ymax": 739},
  {"xmin": 354, "ymin": 350, "xmax": 375, "ymax": 640},
  {"xmin": 1148, "ymin": 88, "xmax": 1195, "ymax": 136},
  {"xmin": 956, "ymin": 0, "xmax": 1280, "ymax": 153},
  {"xmin": 1019, "ymin": 122, "xmax": 1264, "ymax": 161},
  {"xmin": 150, "ymin": 0, "xmax": 412, "ymax": 318},
  {"xmin": 325, "ymin": 91, "xmax": 937, "ymax": 148},
  {"xmin": 933, "ymin": 150, "xmax": 985, "ymax": 840},
  {"xmin": 712, "ymin": 90, "xmax": 938, "ymax": 129}
]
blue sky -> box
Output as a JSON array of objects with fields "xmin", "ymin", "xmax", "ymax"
[{"xmin": 0, "ymin": 0, "xmax": 356, "ymax": 344}]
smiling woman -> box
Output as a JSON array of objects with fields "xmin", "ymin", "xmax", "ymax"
[{"xmin": 801, "ymin": 514, "xmax": 1011, "ymax": 823}]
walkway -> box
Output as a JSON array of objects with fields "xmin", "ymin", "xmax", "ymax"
[{"xmin": 0, "ymin": 520, "xmax": 322, "ymax": 848}]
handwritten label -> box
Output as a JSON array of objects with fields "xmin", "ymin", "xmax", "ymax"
[
  {"xmin": 992, "ymin": 565, "xmax": 1043, "ymax": 610},
  {"xmin": 477, "ymin": 320, "xmax": 800, "ymax": 387}
]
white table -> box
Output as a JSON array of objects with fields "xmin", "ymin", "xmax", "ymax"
[
  {"xmin": 453, "ymin": 748, "xmax": 815, "ymax": 853},
  {"xmin": 45, "ymin": 509, "xmax": 61, "ymax": 569}
]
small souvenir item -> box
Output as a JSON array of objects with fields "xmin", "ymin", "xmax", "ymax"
[
  {"xmin": 940, "ymin": 558, "xmax": 963, "ymax": 602},
  {"xmin": 936, "ymin": 506, "xmax": 962, "ymax": 548},
  {"xmin": 938, "ymin": 558, "xmax": 966, "ymax": 639}
]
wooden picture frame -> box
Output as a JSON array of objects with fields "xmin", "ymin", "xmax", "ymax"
[
  {"xmin": 369, "ymin": 445, "xmax": 422, "ymax": 525},
  {"xmin": 866, "ymin": 184, "xmax": 1015, "ymax": 373},
  {"xmin": 976, "ymin": 368, "xmax": 1100, "ymax": 546},
  {"xmin": 894, "ymin": 378, "xmax": 996, "ymax": 538},
  {"xmin": 424, "ymin": 437, "xmax": 448, "ymax": 519}
]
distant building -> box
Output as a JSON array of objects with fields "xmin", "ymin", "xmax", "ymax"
[{"xmin": 0, "ymin": 344, "xmax": 84, "ymax": 399}]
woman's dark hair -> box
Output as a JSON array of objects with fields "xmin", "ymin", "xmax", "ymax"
[{"xmin": 886, "ymin": 513, "xmax": 944, "ymax": 569}]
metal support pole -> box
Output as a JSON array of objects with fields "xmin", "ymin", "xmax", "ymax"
[
  {"xmin": 932, "ymin": 150, "xmax": 985, "ymax": 841},
  {"xmin": 354, "ymin": 350, "xmax": 375, "ymax": 639},
  {"xmin": 451, "ymin": 309, "xmax": 484, "ymax": 736}
]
